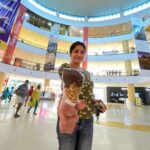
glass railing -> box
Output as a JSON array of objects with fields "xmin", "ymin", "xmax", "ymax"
[
  {"xmin": 88, "ymin": 50, "xmax": 135, "ymax": 56},
  {"xmin": 0, "ymin": 57, "xmax": 139, "ymax": 77},
  {"xmin": 0, "ymin": 57, "xmax": 58, "ymax": 73},
  {"xmin": 17, "ymin": 37, "xmax": 135, "ymax": 56},
  {"xmin": 88, "ymin": 29, "xmax": 133, "ymax": 38},
  {"xmin": 26, "ymin": 16, "xmax": 133, "ymax": 38},
  {"xmin": 18, "ymin": 37, "xmax": 68, "ymax": 54},
  {"xmin": 91, "ymin": 69, "xmax": 140, "ymax": 76}
]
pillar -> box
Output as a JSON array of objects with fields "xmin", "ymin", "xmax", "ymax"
[
  {"xmin": 0, "ymin": 72, "xmax": 7, "ymax": 93},
  {"xmin": 2, "ymin": 5, "xmax": 26, "ymax": 64},
  {"xmin": 127, "ymin": 84, "xmax": 136, "ymax": 104},
  {"xmin": 122, "ymin": 40, "xmax": 132, "ymax": 75},
  {"xmin": 125, "ymin": 61, "xmax": 132, "ymax": 76},
  {"xmin": 44, "ymin": 79, "xmax": 50, "ymax": 89},
  {"xmin": 122, "ymin": 40, "xmax": 129, "ymax": 53},
  {"xmin": 82, "ymin": 27, "xmax": 88, "ymax": 69},
  {"xmin": 44, "ymin": 23, "xmax": 60, "ymax": 71}
]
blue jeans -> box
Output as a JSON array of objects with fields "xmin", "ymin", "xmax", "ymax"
[{"xmin": 57, "ymin": 118, "xmax": 93, "ymax": 150}]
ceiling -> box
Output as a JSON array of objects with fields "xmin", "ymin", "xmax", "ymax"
[{"xmin": 35, "ymin": 0, "xmax": 148, "ymax": 16}]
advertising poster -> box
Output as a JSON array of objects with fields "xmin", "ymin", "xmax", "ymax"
[
  {"xmin": 2, "ymin": 4, "xmax": 27, "ymax": 64},
  {"xmin": 131, "ymin": 17, "xmax": 150, "ymax": 76},
  {"xmin": 0, "ymin": 0, "xmax": 21, "ymax": 42},
  {"xmin": 44, "ymin": 24, "xmax": 60, "ymax": 71}
]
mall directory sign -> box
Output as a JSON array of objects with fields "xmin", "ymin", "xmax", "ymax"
[{"xmin": 0, "ymin": 0, "xmax": 21, "ymax": 42}]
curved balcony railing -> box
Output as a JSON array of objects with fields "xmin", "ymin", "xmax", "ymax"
[
  {"xmin": 91, "ymin": 69, "xmax": 139, "ymax": 76},
  {"xmin": 0, "ymin": 57, "xmax": 139, "ymax": 77},
  {"xmin": 17, "ymin": 37, "xmax": 136, "ymax": 56},
  {"xmin": 0, "ymin": 57, "xmax": 58, "ymax": 73},
  {"xmin": 26, "ymin": 16, "xmax": 133, "ymax": 38},
  {"xmin": 88, "ymin": 29, "xmax": 133, "ymax": 38}
]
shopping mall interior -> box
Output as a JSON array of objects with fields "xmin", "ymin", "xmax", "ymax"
[{"xmin": 0, "ymin": 0, "xmax": 150, "ymax": 150}]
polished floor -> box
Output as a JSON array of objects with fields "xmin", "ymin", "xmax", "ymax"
[{"xmin": 0, "ymin": 98, "xmax": 150, "ymax": 150}]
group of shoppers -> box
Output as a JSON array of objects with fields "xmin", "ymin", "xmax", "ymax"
[
  {"xmin": 0, "ymin": 80, "xmax": 42, "ymax": 118},
  {"xmin": 14, "ymin": 80, "xmax": 41, "ymax": 118}
]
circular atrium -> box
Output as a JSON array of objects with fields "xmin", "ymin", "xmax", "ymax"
[{"xmin": 0, "ymin": 0, "xmax": 150, "ymax": 150}]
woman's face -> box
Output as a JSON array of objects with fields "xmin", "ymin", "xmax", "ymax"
[{"xmin": 70, "ymin": 45, "xmax": 85, "ymax": 64}]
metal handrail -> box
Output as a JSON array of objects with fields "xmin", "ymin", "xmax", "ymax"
[
  {"xmin": 26, "ymin": 16, "xmax": 133, "ymax": 38},
  {"xmin": 17, "ymin": 37, "xmax": 135, "ymax": 56},
  {"xmin": 0, "ymin": 56, "xmax": 139, "ymax": 77},
  {"xmin": 0, "ymin": 56, "xmax": 58, "ymax": 73}
]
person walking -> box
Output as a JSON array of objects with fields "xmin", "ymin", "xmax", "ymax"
[
  {"xmin": 57, "ymin": 41, "xmax": 107, "ymax": 150},
  {"xmin": 24, "ymin": 86, "xmax": 34, "ymax": 106},
  {"xmin": 0, "ymin": 87, "xmax": 9, "ymax": 103},
  {"xmin": 27, "ymin": 84, "xmax": 41, "ymax": 115},
  {"xmin": 14, "ymin": 80, "xmax": 29, "ymax": 118},
  {"xmin": 8, "ymin": 87, "xmax": 15, "ymax": 102}
]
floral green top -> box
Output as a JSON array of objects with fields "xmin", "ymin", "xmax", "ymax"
[{"xmin": 58, "ymin": 63, "xmax": 95, "ymax": 119}]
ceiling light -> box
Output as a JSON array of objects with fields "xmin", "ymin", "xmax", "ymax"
[
  {"xmin": 48, "ymin": 22, "xmax": 52, "ymax": 26},
  {"xmin": 28, "ymin": 0, "xmax": 56, "ymax": 16}
]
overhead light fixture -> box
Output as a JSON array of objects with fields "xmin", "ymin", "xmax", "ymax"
[
  {"xmin": 48, "ymin": 22, "xmax": 52, "ymax": 26},
  {"xmin": 146, "ymin": 88, "xmax": 150, "ymax": 91},
  {"xmin": 28, "ymin": 0, "xmax": 56, "ymax": 16},
  {"xmin": 121, "ymin": 88, "xmax": 127, "ymax": 90},
  {"xmin": 24, "ymin": 13, "xmax": 30, "ymax": 20},
  {"xmin": 59, "ymin": 13, "xmax": 85, "ymax": 22},
  {"xmin": 88, "ymin": 13, "xmax": 120, "ymax": 22},
  {"xmin": 124, "ymin": 1, "xmax": 150, "ymax": 16}
]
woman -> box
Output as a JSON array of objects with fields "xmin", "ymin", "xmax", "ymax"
[
  {"xmin": 0, "ymin": 87, "xmax": 9, "ymax": 103},
  {"xmin": 8, "ymin": 87, "xmax": 15, "ymax": 103},
  {"xmin": 57, "ymin": 41, "xmax": 107, "ymax": 150},
  {"xmin": 25, "ymin": 86, "xmax": 34, "ymax": 106},
  {"xmin": 27, "ymin": 84, "xmax": 41, "ymax": 115}
]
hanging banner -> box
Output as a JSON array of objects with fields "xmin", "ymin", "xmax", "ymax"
[
  {"xmin": 82, "ymin": 27, "xmax": 88, "ymax": 69},
  {"xmin": 2, "ymin": 4, "xmax": 27, "ymax": 64},
  {"xmin": 0, "ymin": 0, "xmax": 21, "ymax": 42},
  {"xmin": 131, "ymin": 17, "xmax": 150, "ymax": 76},
  {"xmin": 44, "ymin": 23, "xmax": 60, "ymax": 71}
]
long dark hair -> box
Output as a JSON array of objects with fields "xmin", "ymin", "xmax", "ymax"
[
  {"xmin": 37, "ymin": 84, "xmax": 41, "ymax": 89},
  {"xmin": 69, "ymin": 41, "xmax": 86, "ymax": 55}
]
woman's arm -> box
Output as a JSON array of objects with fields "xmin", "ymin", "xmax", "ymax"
[
  {"xmin": 87, "ymin": 71, "xmax": 107, "ymax": 113},
  {"xmin": 58, "ymin": 63, "xmax": 70, "ymax": 79}
]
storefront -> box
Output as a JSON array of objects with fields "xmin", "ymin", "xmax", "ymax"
[
  {"xmin": 107, "ymin": 87, "xmax": 150, "ymax": 105},
  {"xmin": 5, "ymin": 75, "xmax": 61, "ymax": 100}
]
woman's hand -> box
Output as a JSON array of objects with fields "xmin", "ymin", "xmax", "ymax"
[
  {"xmin": 58, "ymin": 101, "xmax": 79, "ymax": 134},
  {"xmin": 93, "ymin": 99, "xmax": 107, "ymax": 113},
  {"xmin": 76, "ymin": 100, "xmax": 86, "ymax": 110}
]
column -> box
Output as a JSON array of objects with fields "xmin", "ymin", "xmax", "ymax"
[
  {"xmin": 127, "ymin": 84, "xmax": 136, "ymax": 104},
  {"xmin": 44, "ymin": 79, "xmax": 50, "ymax": 89},
  {"xmin": 122, "ymin": 40, "xmax": 129, "ymax": 53},
  {"xmin": 0, "ymin": 72, "xmax": 7, "ymax": 93},
  {"xmin": 125, "ymin": 61, "xmax": 132, "ymax": 76},
  {"xmin": 44, "ymin": 23, "xmax": 60, "ymax": 71},
  {"xmin": 82, "ymin": 27, "xmax": 88, "ymax": 69},
  {"xmin": 2, "ymin": 5, "xmax": 26, "ymax": 64},
  {"xmin": 122, "ymin": 40, "xmax": 132, "ymax": 75}
]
